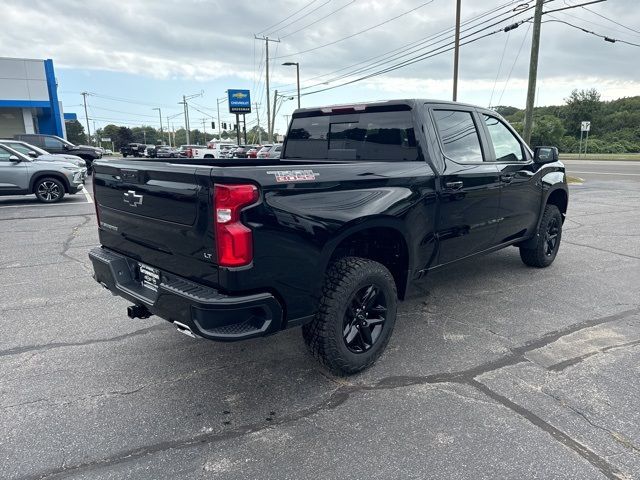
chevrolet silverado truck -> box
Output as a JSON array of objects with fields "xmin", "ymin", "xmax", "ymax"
[{"xmin": 88, "ymin": 99, "xmax": 568, "ymax": 375}]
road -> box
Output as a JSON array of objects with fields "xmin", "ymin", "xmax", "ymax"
[
  {"xmin": 564, "ymin": 159, "xmax": 640, "ymax": 183},
  {"xmin": 1, "ymin": 165, "xmax": 639, "ymax": 479}
]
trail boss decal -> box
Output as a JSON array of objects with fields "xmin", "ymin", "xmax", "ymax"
[{"xmin": 266, "ymin": 170, "xmax": 319, "ymax": 182}]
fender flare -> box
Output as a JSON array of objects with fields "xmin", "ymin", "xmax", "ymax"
[
  {"xmin": 29, "ymin": 171, "xmax": 72, "ymax": 193},
  {"xmin": 316, "ymin": 216, "xmax": 414, "ymax": 296}
]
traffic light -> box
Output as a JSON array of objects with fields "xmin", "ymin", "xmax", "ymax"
[{"xmin": 211, "ymin": 121, "xmax": 215, "ymax": 129}]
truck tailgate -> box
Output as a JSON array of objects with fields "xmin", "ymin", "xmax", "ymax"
[{"xmin": 93, "ymin": 160, "xmax": 219, "ymax": 285}]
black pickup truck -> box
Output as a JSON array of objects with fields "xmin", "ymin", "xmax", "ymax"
[{"xmin": 89, "ymin": 99, "xmax": 568, "ymax": 375}]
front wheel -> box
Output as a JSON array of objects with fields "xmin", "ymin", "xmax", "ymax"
[
  {"xmin": 519, "ymin": 204, "xmax": 562, "ymax": 267},
  {"xmin": 302, "ymin": 257, "xmax": 397, "ymax": 375},
  {"xmin": 34, "ymin": 177, "xmax": 65, "ymax": 203}
]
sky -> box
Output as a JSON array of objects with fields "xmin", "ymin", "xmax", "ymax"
[{"xmin": 2, "ymin": 0, "xmax": 639, "ymax": 137}]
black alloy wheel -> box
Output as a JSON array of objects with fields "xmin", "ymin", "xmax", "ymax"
[
  {"xmin": 544, "ymin": 216, "xmax": 560, "ymax": 256},
  {"xmin": 343, "ymin": 284, "xmax": 387, "ymax": 353}
]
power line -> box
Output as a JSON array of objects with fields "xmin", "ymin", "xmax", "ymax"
[
  {"xmin": 256, "ymin": 0, "xmax": 319, "ymax": 36},
  {"xmin": 280, "ymin": 0, "xmax": 357, "ymax": 39},
  {"xmin": 554, "ymin": 8, "xmax": 640, "ymax": 38},
  {"xmin": 569, "ymin": 2, "xmax": 640, "ymax": 34},
  {"xmin": 275, "ymin": 0, "xmax": 529, "ymax": 94},
  {"xmin": 292, "ymin": 2, "xmax": 540, "ymax": 96},
  {"xmin": 274, "ymin": 0, "xmax": 437, "ymax": 59},
  {"xmin": 489, "ymin": 29, "xmax": 511, "ymax": 107},
  {"xmin": 87, "ymin": 105, "xmax": 166, "ymax": 118},
  {"xmin": 496, "ymin": 22, "xmax": 532, "ymax": 106},
  {"xmin": 543, "ymin": 16, "xmax": 640, "ymax": 46},
  {"xmin": 269, "ymin": 0, "xmax": 333, "ymax": 36}
]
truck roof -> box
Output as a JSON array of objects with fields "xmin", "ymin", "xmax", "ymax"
[{"xmin": 291, "ymin": 99, "xmax": 494, "ymax": 115}]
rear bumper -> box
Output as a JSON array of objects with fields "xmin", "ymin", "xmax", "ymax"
[{"xmin": 88, "ymin": 247, "xmax": 283, "ymax": 341}]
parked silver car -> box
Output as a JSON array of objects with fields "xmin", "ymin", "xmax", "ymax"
[
  {"xmin": 0, "ymin": 139, "xmax": 87, "ymax": 181},
  {"xmin": 0, "ymin": 144, "xmax": 84, "ymax": 203}
]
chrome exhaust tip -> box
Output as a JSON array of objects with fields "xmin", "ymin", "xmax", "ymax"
[{"xmin": 174, "ymin": 321, "xmax": 199, "ymax": 339}]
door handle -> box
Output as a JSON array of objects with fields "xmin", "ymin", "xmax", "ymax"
[
  {"xmin": 445, "ymin": 181, "xmax": 463, "ymax": 190},
  {"xmin": 500, "ymin": 174, "xmax": 514, "ymax": 183}
]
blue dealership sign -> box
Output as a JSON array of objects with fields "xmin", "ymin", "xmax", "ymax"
[{"xmin": 227, "ymin": 89, "xmax": 251, "ymax": 114}]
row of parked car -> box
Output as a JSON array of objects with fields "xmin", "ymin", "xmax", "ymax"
[
  {"xmin": 120, "ymin": 143, "xmax": 180, "ymax": 159},
  {"xmin": 118, "ymin": 142, "xmax": 284, "ymax": 162},
  {"xmin": 0, "ymin": 134, "xmax": 95, "ymax": 203},
  {"xmin": 188, "ymin": 142, "xmax": 283, "ymax": 160}
]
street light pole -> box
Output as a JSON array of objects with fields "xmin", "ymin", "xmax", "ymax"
[
  {"xmin": 282, "ymin": 62, "xmax": 301, "ymax": 109},
  {"xmin": 153, "ymin": 108, "xmax": 163, "ymax": 144}
]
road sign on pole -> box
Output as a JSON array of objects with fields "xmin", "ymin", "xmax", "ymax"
[
  {"xmin": 581, "ymin": 121, "xmax": 591, "ymax": 132},
  {"xmin": 228, "ymin": 90, "xmax": 251, "ymax": 114}
]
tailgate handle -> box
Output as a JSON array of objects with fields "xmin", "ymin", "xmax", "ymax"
[{"xmin": 445, "ymin": 181, "xmax": 463, "ymax": 190}]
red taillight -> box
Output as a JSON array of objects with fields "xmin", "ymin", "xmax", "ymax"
[{"xmin": 214, "ymin": 184, "xmax": 258, "ymax": 267}]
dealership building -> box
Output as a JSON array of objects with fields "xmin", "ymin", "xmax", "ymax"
[{"xmin": 0, "ymin": 57, "xmax": 68, "ymax": 139}]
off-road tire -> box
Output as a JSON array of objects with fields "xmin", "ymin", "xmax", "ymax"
[
  {"xmin": 34, "ymin": 177, "xmax": 65, "ymax": 203},
  {"xmin": 302, "ymin": 257, "xmax": 397, "ymax": 375},
  {"xmin": 520, "ymin": 204, "xmax": 562, "ymax": 267}
]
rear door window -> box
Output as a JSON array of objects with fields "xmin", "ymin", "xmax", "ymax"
[
  {"xmin": 286, "ymin": 108, "xmax": 419, "ymax": 161},
  {"xmin": 432, "ymin": 110, "xmax": 483, "ymax": 163}
]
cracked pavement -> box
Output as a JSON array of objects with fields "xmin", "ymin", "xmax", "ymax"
[{"xmin": 1, "ymin": 176, "xmax": 639, "ymax": 479}]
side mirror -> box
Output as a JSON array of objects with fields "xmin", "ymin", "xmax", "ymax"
[
  {"xmin": 534, "ymin": 146, "xmax": 559, "ymax": 164},
  {"xmin": 27, "ymin": 150, "xmax": 38, "ymax": 158},
  {"xmin": 9, "ymin": 155, "xmax": 21, "ymax": 163}
]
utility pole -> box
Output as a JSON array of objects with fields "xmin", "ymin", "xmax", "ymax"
[
  {"xmin": 272, "ymin": 89, "xmax": 278, "ymax": 141},
  {"xmin": 153, "ymin": 108, "xmax": 163, "ymax": 144},
  {"xmin": 254, "ymin": 102, "xmax": 261, "ymax": 144},
  {"xmin": 81, "ymin": 92, "xmax": 91, "ymax": 145},
  {"xmin": 255, "ymin": 35, "xmax": 281, "ymax": 143},
  {"xmin": 452, "ymin": 0, "xmax": 461, "ymax": 101},
  {"xmin": 181, "ymin": 95, "xmax": 189, "ymax": 144},
  {"xmin": 202, "ymin": 119, "xmax": 207, "ymax": 143},
  {"xmin": 523, "ymin": 0, "xmax": 544, "ymax": 145}
]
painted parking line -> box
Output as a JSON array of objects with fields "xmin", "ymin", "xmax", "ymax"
[
  {"xmin": 81, "ymin": 186, "xmax": 93, "ymax": 203},
  {"xmin": 569, "ymin": 171, "xmax": 640, "ymax": 176},
  {"xmin": 0, "ymin": 201, "xmax": 92, "ymax": 209}
]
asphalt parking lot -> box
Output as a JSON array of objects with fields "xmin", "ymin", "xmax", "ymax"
[{"xmin": 1, "ymin": 163, "xmax": 639, "ymax": 479}]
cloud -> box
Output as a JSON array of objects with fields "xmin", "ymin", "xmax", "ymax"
[{"xmin": 2, "ymin": 0, "xmax": 638, "ymax": 108}]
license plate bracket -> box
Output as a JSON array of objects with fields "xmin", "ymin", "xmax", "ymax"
[{"xmin": 138, "ymin": 263, "xmax": 160, "ymax": 291}]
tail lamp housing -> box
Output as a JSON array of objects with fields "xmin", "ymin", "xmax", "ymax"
[{"xmin": 214, "ymin": 184, "xmax": 259, "ymax": 267}]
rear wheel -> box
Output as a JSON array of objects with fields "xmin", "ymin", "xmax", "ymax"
[
  {"xmin": 34, "ymin": 177, "xmax": 65, "ymax": 203},
  {"xmin": 302, "ymin": 257, "xmax": 397, "ymax": 375},
  {"xmin": 519, "ymin": 204, "xmax": 562, "ymax": 267}
]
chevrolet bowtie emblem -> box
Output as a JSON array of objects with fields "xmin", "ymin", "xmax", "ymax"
[{"xmin": 123, "ymin": 190, "xmax": 143, "ymax": 207}]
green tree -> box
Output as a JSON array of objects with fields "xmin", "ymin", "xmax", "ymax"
[
  {"xmin": 115, "ymin": 127, "xmax": 134, "ymax": 149},
  {"xmin": 562, "ymin": 88, "xmax": 601, "ymax": 137},
  {"xmin": 65, "ymin": 120, "xmax": 86, "ymax": 145},
  {"xmin": 530, "ymin": 115, "xmax": 565, "ymax": 147}
]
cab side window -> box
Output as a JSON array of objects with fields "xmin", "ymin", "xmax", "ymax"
[
  {"xmin": 432, "ymin": 110, "xmax": 483, "ymax": 163},
  {"xmin": 483, "ymin": 115, "xmax": 524, "ymax": 162},
  {"xmin": 44, "ymin": 137, "xmax": 64, "ymax": 149}
]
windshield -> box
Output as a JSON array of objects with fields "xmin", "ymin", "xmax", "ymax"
[
  {"xmin": 0, "ymin": 144, "xmax": 30, "ymax": 162},
  {"xmin": 1, "ymin": 142, "xmax": 48, "ymax": 156},
  {"xmin": 285, "ymin": 107, "xmax": 419, "ymax": 162}
]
